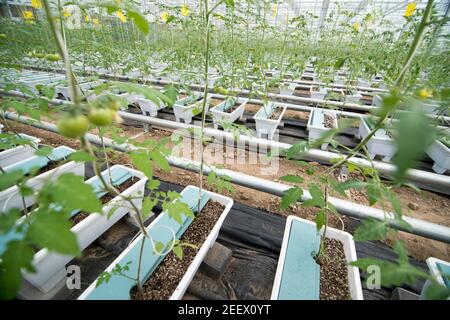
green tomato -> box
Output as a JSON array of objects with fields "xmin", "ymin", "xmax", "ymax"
[
  {"xmin": 0, "ymin": 34, "xmax": 6, "ymax": 39},
  {"xmin": 57, "ymin": 115, "xmax": 89, "ymax": 138},
  {"xmin": 105, "ymin": 99, "xmax": 122, "ymax": 111},
  {"xmin": 34, "ymin": 53, "xmax": 45, "ymax": 59},
  {"xmin": 88, "ymin": 108, "xmax": 115, "ymax": 126},
  {"xmin": 45, "ymin": 53, "xmax": 61, "ymax": 62},
  {"xmin": 213, "ymin": 86, "xmax": 229, "ymax": 95}
]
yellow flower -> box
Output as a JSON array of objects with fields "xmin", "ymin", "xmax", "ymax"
[
  {"xmin": 181, "ymin": 5, "xmax": 189, "ymax": 17},
  {"xmin": 63, "ymin": 10, "xmax": 71, "ymax": 18},
  {"xmin": 115, "ymin": 10, "xmax": 127, "ymax": 23},
  {"xmin": 85, "ymin": 15, "xmax": 89, "ymax": 22},
  {"xmin": 161, "ymin": 11, "xmax": 169, "ymax": 22},
  {"xmin": 31, "ymin": 0, "xmax": 42, "ymax": 9},
  {"xmin": 93, "ymin": 18, "xmax": 99, "ymax": 26},
  {"xmin": 23, "ymin": 10, "xmax": 34, "ymax": 20},
  {"xmin": 418, "ymin": 88, "xmax": 432, "ymax": 99},
  {"xmin": 404, "ymin": 2, "xmax": 417, "ymax": 17},
  {"xmin": 353, "ymin": 22, "xmax": 360, "ymax": 31}
]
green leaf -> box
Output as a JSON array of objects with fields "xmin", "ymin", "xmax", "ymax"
[
  {"xmin": 173, "ymin": 246, "xmax": 183, "ymax": 260},
  {"xmin": 0, "ymin": 208, "xmax": 20, "ymax": 233},
  {"xmin": 335, "ymin": 180, "xmax": 367, "ymax": 196},
  {"xmin": 367, "ymin": 184, "xmax": 381, "ymax": 206},
  {"xmin": 150, "ymin": 151, "xmax": 170, "ymax": 172},
  {"xmin": 316, "ymin": 210, "xmax": 326, "ymax": 231},
  {"xmin": 26, "ymin": 209, "xmax": 80, "ymax": 256},
  {"xmin": 280, "ymin": 187, "xmax": 303, "ymax": 209},
  {"xmin": 284, "ymin": 141, "xmax": 307, "ymax": 159},
  {"xmin": 165, "ymin": 200, "xmax": 193, "ymax": 225},
  {"xmin": 0, "ymin": 170, "xmax": 24, "ymax": 191},
  {"xmin": 154, "ymin": 241, "xmax": 165, "ymax": 254},
  {"xmin": 0, "ymin": 240, "xmax": 35, "ymax": 299},
  {"xmin": 129, "ymin": 152, "xmax": 153, "ymax": 179},
  {"xmin": 353, "ymin": 218, "xmax": 389, "ymax": 241},
  {"xmin": 34, "ymin": 146, "xmax": 53, "ymax": 157},
  {"xmin": 279, "ymin": 175, "xmax": 304, "ymax": 183},
  {"xmin": 142, "ymin": 197, "xmax": 157, "ymax": 220},
  {"xmin": 423, "ymin": 282, "xmax": 450, "ymax": 300},
  {"xmin": 393, "ymin": 110, "xmax": 434, "ymax": 183},
  {"xmin": 334, "ymin": 56, "xmax": 348, "ymax": 69},
  {"xmin": 350, "ymin": 257, "xmax": 428, "ymax": 287},
  {"xmin": 127, "ymin": 10, "xmax": 149, "ymax": 34},
  {"xmin": 68, "ymin": 151, "xmax": 96, "ymax": 162},
  {"xmin": 147, "ymin": 179, "xmax": 160, "ymax": 190},
  {"xmin": 47, "ymin": 173, "xmax": 103, "ymax": 213}
]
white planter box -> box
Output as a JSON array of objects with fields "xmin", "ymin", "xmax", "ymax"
[
  {"xmin": 253, "ymin": 102, "xmax": 287, "ymax": 140},
  {"xmin": 210, "ymin": 98, "xmax": 248, "ymax": 129},
  {"xmin": 0, "ymin": 146, "xmax": 83, "ymax": 213},
  {"xmin": 19, "ymin": 165, "xmax": 147, "ymax": 297},
  {"xmin": 372, "ymin": 94, "xmax": 383, "ymax": 107},
  {"xmin": 357, "ymin": 78, "xmax": 371, "ymax": 88},
  {"xmin": 78, "ymin": 185, "xmax": 234, "ymax": 300},
  {"xmin": 342, "ymin": 91, "xmax": 363, "ymax": 103},
  {"xmin": 301, "ymin": 72, "xmax": 316, "ymax": 82},
  {"xmin": 358, "ymin": 117, "xmax": 396, "ymax": 161},
  {"xmin": 420, "ymin": 257, "xmax": 450, "ymax": 299},
  {"xmin": 307, "ymin": 109, "xmax": 338, "ymax": 150},
  {"xmin": 173, "ymin": 94, "xmax": 209, "ymax": 124},
  {"xmin": 310, "ymin": 87, "xmax": 328, "ymax": 100},
  {"xmin": 56, "ymin": 80, "xmax": 103, "ymax": 101},
  {"xmin": 279, "ymin": 83, "xmax": 297, "ymax": 96},
  {"xmin": 271, "ymin": 216, "xmax": 363, "ymax": 300},
  {"xmin": 426, "ymin": 140, "xmax": 450, "ymax": 174},
  {"xmin": 0, "ymin": 134, "xmax": 41, "ymax": 167}
]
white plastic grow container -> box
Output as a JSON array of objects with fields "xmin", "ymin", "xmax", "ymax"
[
  {"xmin": 307, "ymin": 109, "xmax": 338, "ymax": 150},
  {"xmin": 420, "ymin": 257, "xmax": 450, "ymax": 299},
  {"xmin": 301, "ymin": 72, "xmax": 316, "ymax": 82},
  {"xmin": 357, "ymin": 78, "xmax": 371, "ymax": 88},
  {"xmin": 173, "ymin": 94, "xmax": 209, "ymax": 124},
  {"xmin": 310, "ymin": 87, "xmax": 328, "ymax": 100},
  {"xmin": 253, "ymin": 102, "xmax": 287, "ymax": 140},
  {"xmin": 279, "ymin": 83, "xmax": 297, "ymax": 96},
  {"xmin": 0, "ymin": 134, "xmax": 41, "ymax": 167},
  {"xmin": 426, "ymin": 140, "xmax": 450, "ymax": 174},
  {"xmin": 134, "ymin": 96, "xmax": 165, "ymax": 117},
  {"xmin": 372, "ymin": 94, "xmax": 383, "ymax": 107},
  {"xmin": 271, "ymin": 215, "xmax": 363, "ymax": 300},
  {"xmin": 358, "ymin": 117, "xmax": 396, "ymax": 162},
  {"xmin": 0, "ymin": 146, "xmax": 83, "ymax": 213},
  {"xmin": 342, "ymin": 91, "xmax": 363, "ymax": 103},
  {"xmin": 78, "ymin": 185, "xmax": 234, "ymax": 300},
  {"xmin": 55, "ymin": 80, "xmax": 103, "ymax": 101},
  {"xmin": 19, "ymin": 165, "xmax": 147, "ymax": 298},
  {"xmin": 210, "ymin": 98, "xmax": 248, "ymax": 129}
]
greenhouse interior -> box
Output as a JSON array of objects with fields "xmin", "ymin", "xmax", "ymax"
[{"xmin": 0, "ymin": 0, "xmax": 449, "ymax": 303}]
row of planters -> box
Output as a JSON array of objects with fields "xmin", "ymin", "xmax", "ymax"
[
  {"xmin": 0, "ymin": 130, "xmax": 236, "ymax": 300},
  {"xmin": 278, "ymin": 82, "xmax": 370, "ymax": 105},
  {"xmin": 0, "ymin": 130, "xmax": 364, "ymax": 300}
]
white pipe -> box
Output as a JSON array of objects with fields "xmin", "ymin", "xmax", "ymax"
[{"xmin": 2, "ymin": 112, "xmax": 449, "ymax": 243}]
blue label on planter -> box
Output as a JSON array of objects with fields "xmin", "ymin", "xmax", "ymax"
[{"xmin": 277, "ymin": 219, "xmax": 321, "ymax": 300}]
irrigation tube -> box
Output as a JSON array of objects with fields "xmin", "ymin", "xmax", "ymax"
[
  {"xmin": 1, "ymin": 89, "xmax": 449, "ymax": 194},
  {"xmin": 115, "ymin": 111, "xmax": 450, "ymax": 195},
  {"xmin": 1, "ymin": 112, "xmax": 449, "ymax": 244}
]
